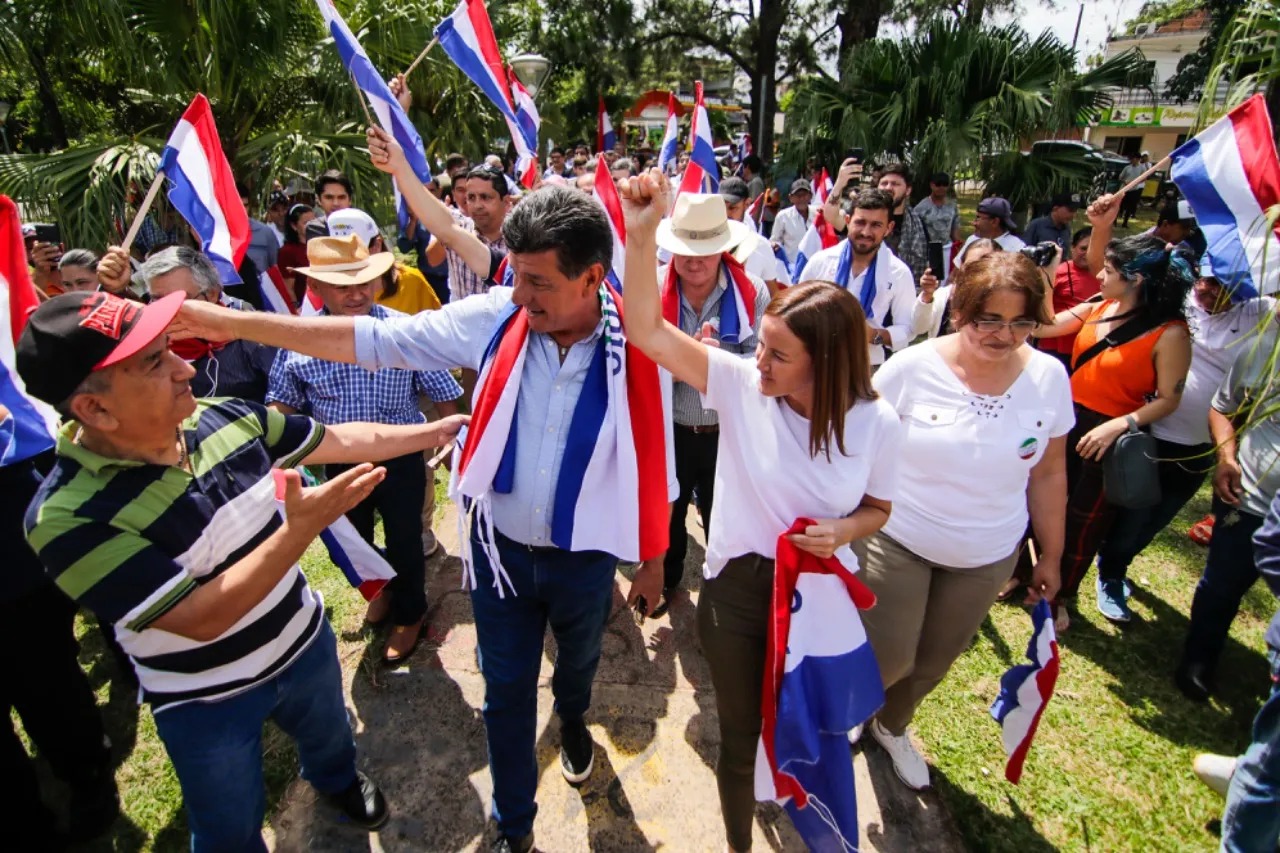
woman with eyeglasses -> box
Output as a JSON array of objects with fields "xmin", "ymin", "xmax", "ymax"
[
  {"xmin": 1029, "ymin": 195, "xmax": 1193, "ymax": 631},
  {"xmin": 851, "ymin": 251, "xmax": 1071, "ymax": 791}
]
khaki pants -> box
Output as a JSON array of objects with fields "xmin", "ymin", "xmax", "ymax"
[
  {"xmin": 697, "ymin": 554, "xmax": 774, "ymax": 853},
  {"xmin": 855, "ymin": 532, "xmax": 1017, "ymax": 734}
]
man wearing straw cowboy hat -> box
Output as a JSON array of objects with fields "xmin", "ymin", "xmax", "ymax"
[
  {"xmin": 266, "ymin": 235, "xmax": 463, "ymax": 664},
  {"xmin": 651, "ymin": 193, "xmax": 770, "ymax": 619},
  {"xmin": 171, "ymin": 125, "xmax": 676, "ymax": 853}
]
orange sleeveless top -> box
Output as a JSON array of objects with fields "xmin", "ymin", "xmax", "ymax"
[{"xmin": 1070, "ymin": 301, "xmax": 1185, "ymax": 418}]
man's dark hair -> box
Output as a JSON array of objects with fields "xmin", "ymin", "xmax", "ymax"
[
  {"xmin": 742, "ymin": 154, "xmax": 764, "ymax": 175},
  {"xmin": 880, "ymin": 162, "xmax": 912, "ymax": 185},
  {"xmin": 1071, "ymin": 226, "xmax": 1093, "ymax": 247},
  {"xmin": 467, "ymin": 165, "xmax": 509, "ymax": 197},
  {"xmin": 930, "ymin": 172, "xmax": 951, "ymax": 186},
  {"xmin": 852, "ymin": 188, "xmax": 895, "ymax": 214},
  {"xmin": 445, "ymin": 153, "xmax": 469, "ymax": 175},
  {"xmin": 502, "ymin": 186, "xmax": 612, "ymax": 279},
  {"xmin": 550, "ymin": 146, "xmax": 565, "ymax": 157},
  {"xmin": 1157, "ymin": 202, "xmax": 1189, "ymax": 226},
  {"xmin": 315, "ymin": 169, "xmax": 353, "ymax": 198}
]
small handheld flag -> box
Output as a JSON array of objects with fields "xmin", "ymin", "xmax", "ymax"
[
  {"xmin": 0, "ymin": 195, "xmax": 58, "ymax": 465},
  {"xmin": 159, "ymin": 94, "xmax": 250, "ymax": 285},
  {"xmin": 989, "ymin": 599, "xmax": 1061, "ymax": 784},
  {"xmin": 1170, "ymin": 93, "xmax": 1280, "ymax": 298},
  {"xmin": 658, "ymin": 92, "xmax": 680, "ymax": 173},
  {"xmin": 591, "ymin": 155, "xmax": 627, "ymax": 289},
  {"xmin": 315, "ymin": 0, "xmax": 433, "ymax": 231},
  {"xmin": 677, "ymin": 81, "xmax": 719, "ymax": 195},
  {"xmin": 598, "ymin": 96, "xmax": 617, "ymax": 154}
]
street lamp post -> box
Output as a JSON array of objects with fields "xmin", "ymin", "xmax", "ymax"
[
  {"xmin": 0, "ymin": 101, "xmax": 12, "ymax": 155},
  {"xmin": 508, "ymin": 54, "xmax": 552, "ymax": 101}
]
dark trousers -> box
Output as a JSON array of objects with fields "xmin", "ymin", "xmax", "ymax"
[
  {"xmin": 698, "ymin": 554, "xmax": 774, "ymax": 852},
  {"xmin": 328, "ymin": 451, "xmax": 427, "ymax": 626},
  {"xmin": 1097, "ymin": 440, "xmax": 1213, "ymax": 583},
  {"xmin": 1058, "ymin": 405, "xmax": 1121, "ymax": 604},
  {"xmin": 1181, "ymin": 498, "xmax": 1267, "ymax": 675},
  {"xmin": 469, "ymin": 527, "xmax": 617, "ymax": 838},
  {"xmin": 0, "ymin": 460, "xmax": 111, "ymax": 841},
  {"xmin": 665, "ymin": 425, "xmax": 719, "ymax": 590},
  {"xmin": 1120, "ymin": 189, "xmax": 1142, "ymax": 223}
]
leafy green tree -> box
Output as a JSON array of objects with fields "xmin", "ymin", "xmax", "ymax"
[{"xmin": 782, "ymin": 20, "xmax": 1150, "ymax": 213}]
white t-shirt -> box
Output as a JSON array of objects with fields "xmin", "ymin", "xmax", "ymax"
[
  {"xmin": 959, "ymin": 232, "xmax": 1026, "ymax": 260},
  {"xmin": 701, "ymin": 347, "xmax": 901, "ymax": 578},
  {"xmin": 1152, "ymin": 295, "xmax": 1276, "ymax": 446},
  {"xmin": 873, "ymin": 340, "xmax": 1075, "ymax": 568}
]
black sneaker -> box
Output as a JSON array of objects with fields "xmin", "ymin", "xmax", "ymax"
[
  {"xmin": 324, "ymin": 771, "xmax": 389, "ymax": 830},
  {"xmin": 491, "ymin": 832, "xmax": 535, "ymax": 853},
  {"xmin": 560, "ymin": 719, "xmax": 595, "ymax": 784}
]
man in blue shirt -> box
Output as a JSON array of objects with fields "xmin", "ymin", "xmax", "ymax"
[
  {"xmin": 173, "ymin": 128, "xmax": 673, "ymax": 853},
  {"xmin": 268, "ymin": 235, "xmax": 462, "ymax": 664}
]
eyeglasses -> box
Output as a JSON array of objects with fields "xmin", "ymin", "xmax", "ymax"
[{"xmin": 971, "ymin": 319, "xmax": 1039, "ymax": 335}]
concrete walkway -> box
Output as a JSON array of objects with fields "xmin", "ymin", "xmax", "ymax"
[{"xmin": 268, "ymin": 507, "xmax": 964, "ymax": 852}]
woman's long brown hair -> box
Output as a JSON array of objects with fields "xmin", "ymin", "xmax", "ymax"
[{"xmin": 766, "ymin": 281, "xmax": 876, "ymax": 460}]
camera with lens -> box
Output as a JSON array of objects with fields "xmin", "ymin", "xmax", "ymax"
[{"xmin": 1019, "ymin": 241, "xmax": 1058, "ymax": 267}]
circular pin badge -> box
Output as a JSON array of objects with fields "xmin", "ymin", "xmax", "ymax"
[{"xmin": 1018, "ymin": 437, "xmax": 1039, "ymax": 460}]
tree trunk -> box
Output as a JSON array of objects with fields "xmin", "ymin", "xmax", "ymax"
[
  {"xmin": 751, "ymin": 0, "xmax": 786, "ymax": 161},
  {"xmin": 965, "ymin": 0, "xmax": 988, "ymax": 26},
  {"xmin": 837, "ymin": 0, "xmax": 887, "ymax": 64},
  {"xmin": 28, "ymin": 50, "xmax": 69, "ymax": 149}
]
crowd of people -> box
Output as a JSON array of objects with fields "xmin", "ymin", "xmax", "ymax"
[{"xmin": 6, "ymin": 75, "xmax": 1279, "ymax": 853}]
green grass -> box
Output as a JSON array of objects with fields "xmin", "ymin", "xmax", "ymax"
[
  {"xmin": 913, "ymin": 484, "xmax": 1275, "ymax": 852},
  {"xmin": 954, "ymin": 192, "xmax": 1163, "ymax": 241},
  {"xmin": 55, "ymin": 479, "xmax": 1276, "ymax": 851}
]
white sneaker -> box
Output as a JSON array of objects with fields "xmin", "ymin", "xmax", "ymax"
[
  {"xmin": 1193, "ymin": 753, "xmax": 1237, "ymax": 798},
  {"xmin": 870, "ymin": 720, "xmax": 931, "ymax": 790},
  {"xmin": 847, "ymin": 723, "xmax": 864, "ymax": 745}
]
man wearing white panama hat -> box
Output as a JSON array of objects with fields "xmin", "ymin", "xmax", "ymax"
[
  {"xmin": 266, "ymin": 235, "xmax": 463, "ymax": 665},
  {"xmin": 651, "ymin": 193, "xmax": 771, "ymax": 618}
]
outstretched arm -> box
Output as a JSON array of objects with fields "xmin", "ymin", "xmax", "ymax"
[
  {"xmin": 619, "ymin": 169, "xmax": 713, "ymax": 395},
  {"xmin": 366, "ymin": 126, "xmax": 494, "ymax": 279}
]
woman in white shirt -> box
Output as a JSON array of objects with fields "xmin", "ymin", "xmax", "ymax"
[
  {"xmin": 1092, "ymin": 266, "xmax": 1276, "ymax": 622},
  {"xmin": 855, "ymin": 251, "xmax": 1072, "ymax": 791},
  {"xmin": 619, "ymin": 171, "xmax": 901, "ymax": 853}
]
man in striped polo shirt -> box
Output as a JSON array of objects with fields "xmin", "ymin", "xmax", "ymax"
[{"xmin": 17, "ymin": 290, "xmax": 466, "ymax": 852}]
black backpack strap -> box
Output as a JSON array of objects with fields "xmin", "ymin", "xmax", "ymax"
[{"xmin": 1072, "ymin": 315, "xmax": 1162, "ymax": 372}]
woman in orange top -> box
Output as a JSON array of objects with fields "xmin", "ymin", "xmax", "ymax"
[{"xmin": 1031, "ymin": 194, "xmax": 1193, "ymax": 630}]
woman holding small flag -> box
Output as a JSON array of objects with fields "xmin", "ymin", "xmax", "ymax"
[
  {"xmin": 853, "ymin": 252, "xmax": 1072, "ymax": 792},
  {"xmin": 619, "ymin": 168, "xmax": 901, "ymax": 853}
]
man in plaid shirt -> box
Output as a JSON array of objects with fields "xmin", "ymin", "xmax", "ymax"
[{"xmin": 268, "ymin": 236, "xmax": 462, "ymax": 664}]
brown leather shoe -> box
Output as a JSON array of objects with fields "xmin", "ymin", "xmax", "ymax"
[
  {"xmin": 364, "ymin": 592, "xmax": 392, "ymax": 627},
  {"xmin": 383, "ymin": 619, "xmax": 425, "ymax": 665}
]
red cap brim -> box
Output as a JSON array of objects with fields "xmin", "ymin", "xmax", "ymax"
[{"xmin": 94, "ymin": 291, "xmax": 188, "ymax": 370}]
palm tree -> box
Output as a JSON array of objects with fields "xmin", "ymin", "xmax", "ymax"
[{"xmin": 782, "ymin": 20, "xmax": 1151, "ymax": 214}]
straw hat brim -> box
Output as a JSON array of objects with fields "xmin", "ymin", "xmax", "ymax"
[
  {"xmin": 295, "ymin": 251, "xmax": 396, "ymax": 286},
  {"xmin": 655, "ymin": 218, "xmax": 751, "ymax": 258}
]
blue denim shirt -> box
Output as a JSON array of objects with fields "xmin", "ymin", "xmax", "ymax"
[{"xmin": 1252, "ymin": 488, "xmax": 1280, "ymax": 653}]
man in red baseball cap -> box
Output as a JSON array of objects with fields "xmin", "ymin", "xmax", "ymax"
[{"xmin": 17, "ymin": 290, "xmax": 467, "ymax": 851}]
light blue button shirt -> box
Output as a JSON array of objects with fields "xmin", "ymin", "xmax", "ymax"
[{"xmin": 354, "ymin": 288, "xmax": 603, "ymax": 547}]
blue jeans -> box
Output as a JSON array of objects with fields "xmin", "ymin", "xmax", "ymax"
[
  {"xmin": 153, "ymin": 622, "xmax": 357, "ymax": 853},
  {"xmin": 1182, "ymin": 498, "xmax": 1267, "ymax": 675},
  {"xmin": 1221, "ymin": 649, "xmax": 1280, "ymax": 852},
  {"xmin": 469, "ymin": 526, "xmax": 617, "ymax": 838},
  {"xmin": 1097, "ymin": 440, "xmax": 1213, "ymax": 583}
]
